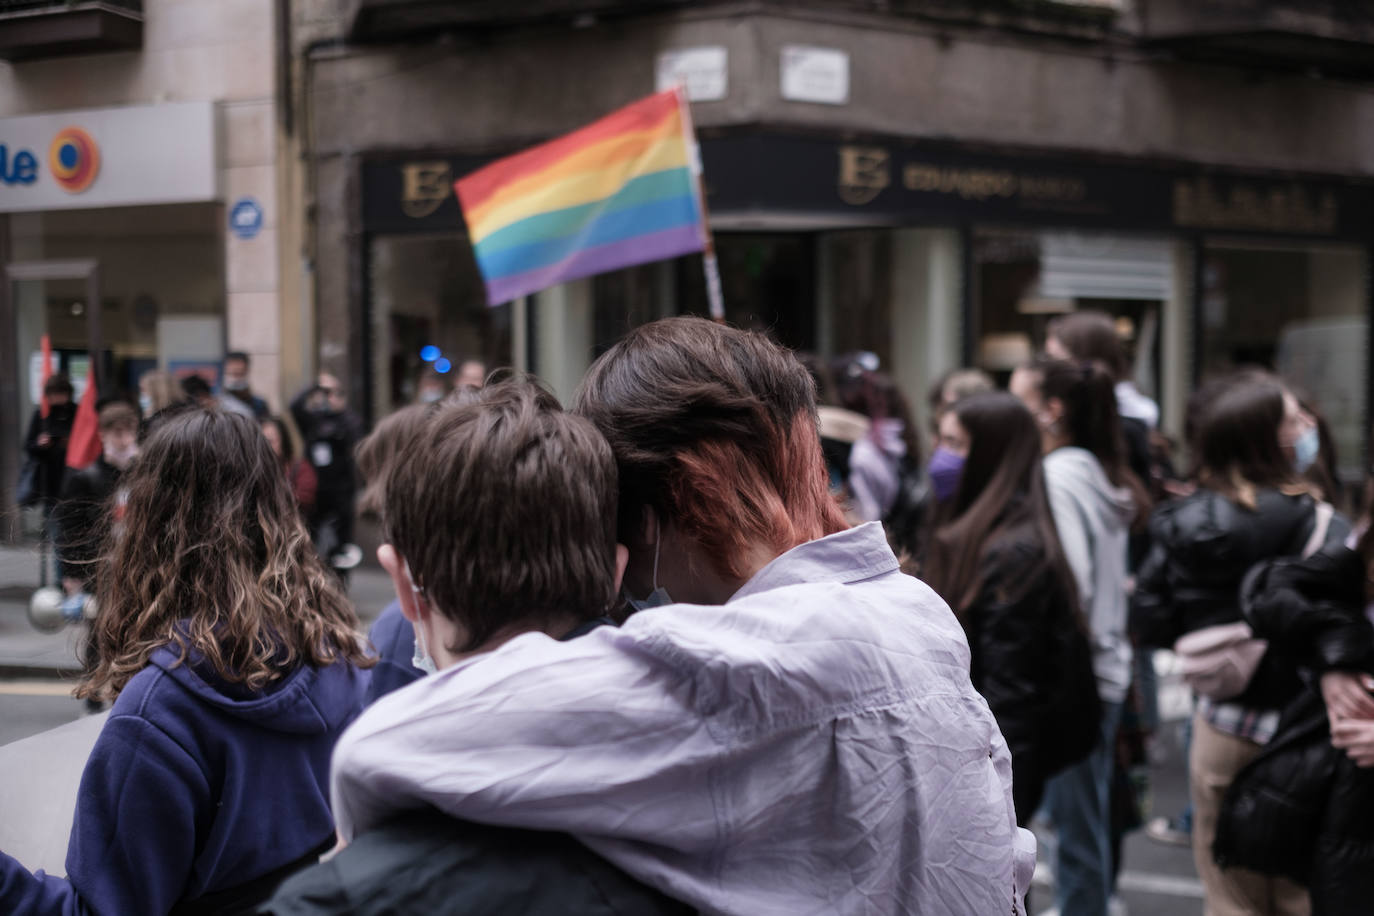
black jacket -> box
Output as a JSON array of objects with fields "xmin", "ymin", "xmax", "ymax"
[
  {"xmin": 1214, "ymin": 546, "xmax": 1374, "ymax": 913},
  {"xmin": 1131, "ymin": 487, "xmax": 1348, "ymax": 708},
  {"xmin": 290, "ymin": 388, "xmax": 363, "ymax": 496},
  {"xmin": 261, "ymin": 809, "xmax": 693, "ymax": 916},
  {"xmin": 53, "ymin": 457, "xmax": 122, "ymax": 588},
  {"xmin": 22, "ymin": 403, "xmax": 76, "ymax": 504},
  {"xmin": 961, "ymin": 531, "xmax": 1100, "ymax": 823}
]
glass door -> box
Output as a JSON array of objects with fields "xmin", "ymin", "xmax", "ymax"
[{"xmin": 3, "ymin": 260, "xmax": 102, "ymax": 553}]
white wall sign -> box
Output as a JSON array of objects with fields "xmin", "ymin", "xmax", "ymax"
[
  {"xmin": 781, "ymin": 46, "xmax": 850, "ymax": 105},
  {"xmin": 655, "ymin": 47, "xmax": 728, "ymax": 101},
  {"xmin": 0, "ymin": 102, "xmax": 217, "ymax": 213}
]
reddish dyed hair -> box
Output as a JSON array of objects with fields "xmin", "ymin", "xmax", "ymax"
[{"xmin": 574, "ymin": 317, "xmax": 848, "ymax": 582}]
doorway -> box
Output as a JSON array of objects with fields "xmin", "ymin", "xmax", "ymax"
[{"xmin": 2, "ymin": 259, "xmax": 102, "ymax": 536}]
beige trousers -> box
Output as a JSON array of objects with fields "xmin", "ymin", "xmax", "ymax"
[{"xmin": 1190, "ymin": 712, "xmax": 1311, "ymax": 916}]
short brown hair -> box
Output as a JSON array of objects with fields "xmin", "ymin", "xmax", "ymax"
[
  {"xmin": 44, "ymin": 373, "xmax": 74, "ymax": 399},
  {"xmin": 573, "ymin": 316, "xmax": 847, "ymax": 582},
  {"xmin": 355, "ymin": 405, "xmax": 433, "ymax": 518},
  {"xmin": 385, "ymin": 378, "xmax": 618, "ymax": 651},
  {"xmin": 98, "ymin": 401, "xmax": 139, "ymax": 434}
]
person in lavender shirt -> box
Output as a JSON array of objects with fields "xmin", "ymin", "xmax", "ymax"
[{"xmin": 330, "ymin": 317, "xmax": 1035, "ymax": 915}]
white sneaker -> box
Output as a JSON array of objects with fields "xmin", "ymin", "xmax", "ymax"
[{"xmin": 331, "ymin": 543, "xmax": 363, "ymax": 570}]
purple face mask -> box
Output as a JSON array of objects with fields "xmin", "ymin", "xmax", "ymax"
[{"xmin": 928, "ymin": 447, "xmax": 966, "ymax": 503}]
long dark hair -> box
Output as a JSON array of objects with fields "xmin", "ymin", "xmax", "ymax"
[
  {"xmin": 1039, "ymin": 358, "xmax": 1151, "ymax": 526},
  {"xmin": 79, "ymin": 407, "xmax": 372, "ymax": 701},
  {"xmin": 924, "ymin": 392, "xmax": 1079, "ymax": 617},
  {"xmin": 1195, "ymin": 369, "xmax": 1307, "ymax": 509}
]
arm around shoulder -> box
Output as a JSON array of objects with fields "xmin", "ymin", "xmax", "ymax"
[{"xmin": 330, "ymin": 636, "xmax": 716, "ymax": 849}]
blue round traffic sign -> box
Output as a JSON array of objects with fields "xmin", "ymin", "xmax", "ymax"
[{"xmin": 230, "ymin": 198, "xmax": 263, "ymax": 240}]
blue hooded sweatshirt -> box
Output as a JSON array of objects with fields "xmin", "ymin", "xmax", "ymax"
[
  {"xmin": 363, "ymin": 601, "xmax": 422, "ymax": 705},
  {"xmin": 0, "ymin": 643, "xmax": 369, "ymax": 916}
]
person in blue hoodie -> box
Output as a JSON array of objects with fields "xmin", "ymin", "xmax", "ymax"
[
  {"xmin": 351, "ymin": 401, "xmax": 435, "ymax": 704},
  {"xmin": 0, "ymin": 405, "xmax": 374, "ymax": 916}
]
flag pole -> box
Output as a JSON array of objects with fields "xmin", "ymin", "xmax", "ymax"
[{"xmin": 675, "ymin": 86, "xmax": 725, "ymax": 323}]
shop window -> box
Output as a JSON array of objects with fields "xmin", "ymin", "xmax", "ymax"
[
  {"xmin": 676, "ymin": 234, "xmax": 817, "ymax": 352},
  {"xmin": 591, "ymin": 262, "xmax": 675, "ymax": 356},
  {"xmin": 972, "ymin": 229, "xmax": 1169, "ymax": 396},
  {"xmin": 367, "ymin": 232, "xmax": 510, "ymax": 415},
  {"xmin": 8, "ymin": 203, "xmax": 223, "ymax": 411},
  {"xmin": 1202, "ymin": 242, "xmax": 1368, "ymax": 484},
  {"xmin": 819, "ymin": 230, "xmax": 893, "ymax": 368}
]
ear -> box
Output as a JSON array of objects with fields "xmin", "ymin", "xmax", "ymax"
[
  {"xmin": 635, "ymin": 506, "xmax": 659, "ymax": 548},
  {"xmin": 612, "ymin": 543, "xmax": 630, "ymax": 594},
  {"xmin": 377, "ymin": 543, "xmax": 423, "ymax": 625}
]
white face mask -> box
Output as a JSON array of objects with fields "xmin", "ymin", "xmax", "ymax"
[
  {"xmin": 625, "ymin": 519, "xmax": 673, "ymax": 612},
  {"xmin": 138, "ymin": 394, "xmax": 153, "ymax": 416},
  {"xmin": 105, "ymin": 444, "xmax": 139, "ymax": 470},
  {"xmin": 411, "ymin": 621, "xmax": 438, "ymax": 676},
  {"xmin": 404, "ymin": 561, "xmax": 439, "ymax": 675}
]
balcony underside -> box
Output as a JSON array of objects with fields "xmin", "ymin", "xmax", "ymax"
[{"xmin": 0, "ymin": 2, "xmax": 143, "ymax": 63}]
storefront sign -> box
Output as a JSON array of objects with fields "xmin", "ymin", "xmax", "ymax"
[
  {"xmin": 655, "ymin": 47, "xmax": 728, "ymax": 101},
  {"xmin": 0, "ymin": 145, "xmax": 38, "ymax": 186},
  {"xmin": 362, "ymin": 133, "xmax": 1374, "ymax": 242},
  {"xmin": 0, "ymin": 102, "xmax": 216, "ymax": 212},
  {"xmin": 1172, "ymin": 177, "xmax": 1338, "ymax": 236},
  {"xmin": 399, "ymin": 160, "xmax": 455, "ymax": 219},
  {"xmin": 781, "ymin": 47, "xmax": 850, "ymax": 105}
]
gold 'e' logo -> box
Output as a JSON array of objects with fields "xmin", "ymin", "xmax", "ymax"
[
  {"xmin": 400, "ymin": 161, "xmax": 453, "ymax": 219},
  {"xmin": 837, "ymin": 146, "xmax": 890, "ymax": 206}
]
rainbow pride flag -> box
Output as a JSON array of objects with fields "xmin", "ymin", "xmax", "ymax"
[{"xmin": 455, "ymin": 89, "xmax": 707, "ymax": 306}]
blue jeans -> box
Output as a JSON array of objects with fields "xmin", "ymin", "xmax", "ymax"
[{"xmin": 1045, "ymin": 699, "xmax": 1124, "ymax": 916}]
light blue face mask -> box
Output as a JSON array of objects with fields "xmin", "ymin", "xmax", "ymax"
[
  {"xmin": 625, "ymin": 519, "xmax": 673, "ymax": 612},
  {"xmin": 1294, "ymin": 425, "xmax": 1321, "ymax": 474},
  {"xmin": 404, "ymin": 562, "xmax": 439, "ymax": 675}
]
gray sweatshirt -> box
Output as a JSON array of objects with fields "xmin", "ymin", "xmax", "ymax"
[{"xmin": 1044, "ymin": 446, "xmax": 1136, "ymax": 705}]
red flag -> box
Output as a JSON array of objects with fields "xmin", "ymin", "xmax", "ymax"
[
  {"xmin": 38, "ymin": 334, "xmax": 53, "ymax": 418},
  {"xmin": 66, "ymin": 375, "xmax": 101, "ymax": 470}
]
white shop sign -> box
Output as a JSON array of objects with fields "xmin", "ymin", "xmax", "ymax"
[
  {"xmin": 781, "ymin": 46, "xmax": 850, "ymax": 105},
  {"xmin": 655, "ymin": 46, "xmax": 728, "ymax": 101},
  {"xmin": 0, "ymin": 101, "xmax": 217, "ymax": 213}
]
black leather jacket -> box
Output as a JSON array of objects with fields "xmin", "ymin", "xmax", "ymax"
[
  {"xmin": 261, "ymin": 809, "xmax": 693, "ymax": 916},
  {"xmin": 1214, "ymin": 546, "xmax": 1374, "ymax": 913},
  {"xmin": 960, "ymin": 530, "xmax": 1100, "ymax": 823},
  {"xmin": 1131, "ymin": 488, "xmax": 1349, "ymax": 708}
]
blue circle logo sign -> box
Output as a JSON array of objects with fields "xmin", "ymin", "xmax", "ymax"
[{"xmin": 230, "ymin": 198, "xmax": 263, "ymax": 240}]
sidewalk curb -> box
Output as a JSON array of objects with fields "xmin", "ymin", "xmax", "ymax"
[{"xmin": 0, "ymin": 663, "xmax": 82, "ymax": 682}]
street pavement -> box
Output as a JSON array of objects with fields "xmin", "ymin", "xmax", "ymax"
[
  {"xmin": 0, "ymin": 538, "xmax": 1206, "ymax": 915},
  {"xmin": 0, "ymin": 538, "xmax": 396, "ymax": 743}
]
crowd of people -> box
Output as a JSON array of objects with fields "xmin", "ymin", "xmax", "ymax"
[{"xmin": 0, "ymin": 313, "xmax": 1370, "ymax": 916}]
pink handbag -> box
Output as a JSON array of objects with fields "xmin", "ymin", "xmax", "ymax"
[{"xmin": 1174, "ymin": 622, "xmax": 1270, "ymax": 700}]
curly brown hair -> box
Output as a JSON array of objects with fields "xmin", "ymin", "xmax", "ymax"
[{"xmin": 78, "ymin": 407, "xmax": 372, "ymax": 702}]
